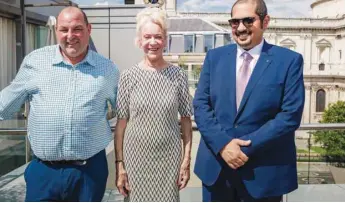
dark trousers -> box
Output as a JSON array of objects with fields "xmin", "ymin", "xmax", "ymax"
[
  {"xmin": 24, "ymin": 150, "xmax": 108, "ymax": 202},
  {"xmin": 202, "ymin": 169, "xmax": 282, "ymax": 202}
]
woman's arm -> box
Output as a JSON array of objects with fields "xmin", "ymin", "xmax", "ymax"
[
  {"xmin": 178, "ymin": 116, "xmax": 193, "ymax": 190},
  {"xmin": 115, "ymin": 119, "xmax": 127, "ymax": 162},
  {"xmin": 181, "ymin": 117, "xmax": 192, "ymax": 161},
  {"xmin": 115, "ymin": 119, "xmax": 130, "ymax": 197}
]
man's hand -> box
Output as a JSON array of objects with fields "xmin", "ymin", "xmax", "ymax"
[{"xmin": 220, "ymin": 139, "xmax": 251, "ymax": 169}]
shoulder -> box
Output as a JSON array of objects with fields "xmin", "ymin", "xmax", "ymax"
[
  {"xmin": 30, "ymin": 45, "xmax": 56, "ymax": 55},
  {"xmin": 168, "ymin": 64, "xmax": 187, "ymax": 78},
  {"xmin": 269, "ymin": 43, "xmax": 302, "ymax": 60},
  {"xmin": 124, "ymin": 64, "xmax": 140, "ymax": 74},
  {"xmin": 21, "ymin": 45, "xmax": 58, "ymax": 70},
  {"xmin": 24, "ymin": 45, "xmax": 57, "ymax": 60},
  {"xmin": 212, "ymin": 43, "xmax": 236, "ymax": 53},
  {"xmin": 204, "ymin": 44, "xmax": 236, "ymax": 62},
  {"xmin": 168, "ymin": 64, "xmax": 184, "ymax": 72},
  {"xmin": 91, "ymin": 50, "xmax": 116, "ymax": 67},
  {"xmin": 120, "ymin": 64, "xmax": 140, "ymax": 79},
  {"xmin": 208, "ymin": 43, "xmax": 235, "ymax": 56},
  {"xmin": 91, "ymin": 50, "xmax": 119, "ymax": 74},
  {"xmin": 267, "ymin": 43, "xmax": 304, "ymax": 72}
]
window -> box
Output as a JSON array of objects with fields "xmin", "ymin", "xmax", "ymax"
[
  {"xmin": 316, "ymin": 89, "xmax": 326, "ymax": 112},
  {"xmin": 204, "ymin": 35, "xmax": 214, "ymax": 52},
  {"xmin": 316, "ymin": 39, "xmax": 331, "ymax": 63},
  {"xmin": 168, "ymin": 35, "xmax": 172, "ymax": 52},
  {"xmin": 279, "ymin": 38, "xmax": 296, "ymax": 51},
  {"xmin": 35, "ymin": 26, "xmax": 48, "ymax": 49},
  {"xmin": 318, "ymin": 46, "xmax": 326, "ymax": 62},
  {"xmin": 224, "ymin": 33, "xmax": 232, "ymax": 45},
  {"xmin": 184, "ymin": 35, "xmax": 194, "ymax": 53},
  {"xmin": 319, "ymin": 63, "xmax": 325, "ymax": 71},
  {"xmin": 168, "ymin": 34, "xmax": 184, "ymax": 53}
]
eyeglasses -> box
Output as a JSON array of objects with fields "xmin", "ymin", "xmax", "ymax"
[{"xmin": 228, "ymin": 17, "xmax": 257, "ymax": 29}]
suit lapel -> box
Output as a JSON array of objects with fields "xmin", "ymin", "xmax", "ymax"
[
  {"xmin": 219, "ymin": 45, "xmax": 237, "ymax": 122},
  {"xmin": 235, "ymin": 41, "xmax": 273, "ymax": 121},
  {"xmin": 228, "ymin": 46, "xmax": 237, "ymax": 117}
]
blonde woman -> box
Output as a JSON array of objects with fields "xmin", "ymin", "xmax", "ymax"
[{"xmin": 114, "ymin": 7, "xmax": 193, "ymax": 202}]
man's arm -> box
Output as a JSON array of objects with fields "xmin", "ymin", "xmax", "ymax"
[
  {"xmin": 194, "ymin": 52, "xmax": 241, "ymax": 155},
  {"xmin": 108, "ymin": 63, "xmax": 120, "ymax": 119},
  {"xmin": 0, "ymin": 59, "xmax": 32, "ymax": 120},
  {"xmin": 240, "ymin": 54, "xmax": 305, "ymax": 156}
]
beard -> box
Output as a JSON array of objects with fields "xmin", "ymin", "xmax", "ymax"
[
  {"xmin": 62, "ymin": 43, "xmax": 86, "ymax": 58},
  {"xmin": 234, "ymin": 29, "xmax": 252, "ymax": 49}
]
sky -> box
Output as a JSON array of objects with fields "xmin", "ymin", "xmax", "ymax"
[{"xmin": 74, "ymin": 0, "xmax": 316, "ymax": 18}]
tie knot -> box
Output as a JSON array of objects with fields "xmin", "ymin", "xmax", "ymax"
[{"xmin": 242, "ymin": 52, "xmax": 253, "ymax": 62}]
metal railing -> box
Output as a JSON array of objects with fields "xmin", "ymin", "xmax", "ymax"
[
  {"xmin": 2, "ymin": 123, "xmax": 345, "ymax": 155},
  {"xmin": 298, "ymin": 123, "xmax": 345, "ymax": 130},
  {"xmin": 1, "ymin": 123, "xmax": 345, "ymax": 185}
]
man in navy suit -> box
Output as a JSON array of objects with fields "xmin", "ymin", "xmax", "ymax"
[{"xmin": 193, "ymin": 0, "xmax": 305, "ymax": 201}]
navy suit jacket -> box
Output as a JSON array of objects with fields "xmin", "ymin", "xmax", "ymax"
[{"xmin": 193, "ymin": 41, "xmax": 305, "ymax": 198}]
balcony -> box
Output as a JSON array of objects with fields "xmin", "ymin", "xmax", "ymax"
[{"xmin": 1, "ymin": 123, "xmax": 345, "ymax": 201}]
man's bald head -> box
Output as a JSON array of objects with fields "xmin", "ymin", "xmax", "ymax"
[
  {"xmin": 231, "ymin": 0, "xmax": 267, "ymax": 22},
  {"xmin": 55, "ymin": 6, "xmax": 92, "ymax": 65},
  {"xmin": 56, "ymin": 6, "xmax": 89, "ymax": 27}
]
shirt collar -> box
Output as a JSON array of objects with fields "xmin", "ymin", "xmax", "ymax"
[
  {"xmin": 237, "ymin": 38, "xmax": 264, "ymax": 59},
  {"xmin": 52, "ymin": 45, "xmax": 96, "ymax": 67}
]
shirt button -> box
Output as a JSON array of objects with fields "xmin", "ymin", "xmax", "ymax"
[{"xmin": 234, "ymin": 125, "xmax": 238, "ymax": 128}]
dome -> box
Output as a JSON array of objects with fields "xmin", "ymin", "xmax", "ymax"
[{"xmin": 311, "ymin": 0, "xmax": 345, "ymax": 18}]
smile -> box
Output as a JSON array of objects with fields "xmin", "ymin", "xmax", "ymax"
[
  {"xmin": 66, "ymin": 42, "xmax": 78, "ymax": 46},
  {"xmin": 148, "ymin": 48, "xmax": 159, "ymax": 51}
]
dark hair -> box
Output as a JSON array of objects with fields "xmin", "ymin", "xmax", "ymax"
[
  {"xmin": 81, "ymin": 9, "xmax": 89, "ymax": 25},
  {"xmin": 231, "ymin": 0, "xmax": 268, "ymax": 22},
  {"xmin": 56, "ymin": 6, "xmax": 89, "ymax": 26}
]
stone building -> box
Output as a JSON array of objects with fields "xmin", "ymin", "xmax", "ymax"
[{"xmin": 132, "ymin": 0, "xmax": 345, "ymax": 124}]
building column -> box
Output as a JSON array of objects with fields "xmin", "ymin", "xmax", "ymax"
[
  {"xmin": 166, "ymin": 0, "xmax": 177, "ymax": 16},
  {"xmin": 304, "ymin": 85, "xmax": 311, "ymax": 124},
  {"xmin": 188, "ymin": 64, "xmax": 193, "ymax": 81},
  {"xmin": 326, "ymin": 87, "xmax": 330, "ymax": 108},
  {"xmin": 310, "ymin": 87, "xmax": 317, "ymax": 123},
  {"xmin": 302, "ymin": 34, "xmax": 312, "ymax": 71}
]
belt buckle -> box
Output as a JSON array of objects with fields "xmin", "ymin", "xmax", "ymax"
[
  {"xmin": 48, "ymin": 160, "xmax": 56, "ymax": 165},
  {"xmin": 74, "ymin": 160, "xmax": 87, "ymax": 166}
]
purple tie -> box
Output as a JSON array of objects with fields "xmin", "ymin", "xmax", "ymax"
[{"xmin": 236, "ymin": 52, "xmax": 253, "ymax": 109}]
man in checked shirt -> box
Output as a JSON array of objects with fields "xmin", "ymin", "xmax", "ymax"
[{"xmin": 0, "ymin": 6, "xmax": 119, "ymax": 201}]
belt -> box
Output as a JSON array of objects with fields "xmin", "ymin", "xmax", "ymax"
[{"xmin": 38, "ymin": 159, "xmax": 87, "ymax": 166}]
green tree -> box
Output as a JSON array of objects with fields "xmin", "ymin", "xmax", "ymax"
[
  {"xmin": 177, "ymin": 56, "xmax": 187, "ymax": 68},
  {"xmin": 313, "ymin": 101, "xmax": 345, "ymax": 163},
  {"xmin": 192, "ymin": 65, "xmax": 202, "ymax": 80}
]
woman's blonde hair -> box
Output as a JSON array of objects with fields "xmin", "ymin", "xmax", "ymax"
[{"xmin": 135, "ymin": 7, "xmax": 168, "ymax": 47}]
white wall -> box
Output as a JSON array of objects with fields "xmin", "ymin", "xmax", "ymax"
[{"xmin": 83, "ymin": 6, "xmax": 144, "ymax": 72}]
